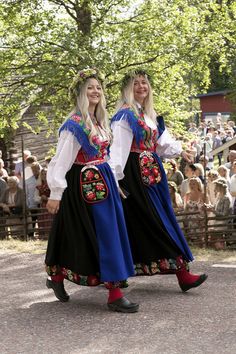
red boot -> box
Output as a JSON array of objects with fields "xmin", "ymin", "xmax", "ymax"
[{"xmin": 176, "ymin": 257, "xmax": 207, "ymax": 292}]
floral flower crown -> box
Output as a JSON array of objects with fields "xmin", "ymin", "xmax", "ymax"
[
  {"xmin": 213, "ymin": 177, "xmax": 227, "ymax": 187},
  {"xmin": 68, "ymin": 68, "xmax": 104, "ymax": 103},
  {"xmin": 120, "ymin": 69, "xmax": 153, "ymax": 90}
]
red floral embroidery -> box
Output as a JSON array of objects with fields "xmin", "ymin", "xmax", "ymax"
[
  {"xmin": 139, "ymin": 151, "xmax": 161, "ymax": 185},
  {"xmin": 80, "ymin": 166, "xmax": 108, "ymax": 203}
]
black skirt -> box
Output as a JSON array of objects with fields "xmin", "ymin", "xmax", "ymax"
[
  {"xmin": 119, "ymin": 152, "xmax": 192, "ymax": 275},
  {"xmin": 45, "ymin": 162, "xmax": 135, "ymax": 286}
]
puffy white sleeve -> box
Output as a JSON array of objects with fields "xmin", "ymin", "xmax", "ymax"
[
  {"xmin": 156, "ymin": 129, "xmax": 183, "ymax": 158},
  {"xmin": 108, "ymin": 119, "xmax": 133, "ymax": 184},
  {"xmin": 47, "ymin": 130, "xmax": 81, "ymax": 200}
]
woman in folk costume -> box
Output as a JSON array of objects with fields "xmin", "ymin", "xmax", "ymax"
[
  {"xmin": 45, "ymin": 68, "xmax": 138, "ymax": 313},
  {"xmin": 109, "ymin": 69, "xmax": 207, "ymax": 292}
]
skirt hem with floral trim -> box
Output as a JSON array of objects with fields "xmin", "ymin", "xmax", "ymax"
[{"xmin": 46, "ymin": 265, "xmax": 128, "ymax": 289}]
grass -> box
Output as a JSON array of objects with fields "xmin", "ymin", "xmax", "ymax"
[
  {"xmin": 0, "ymin": 240, "xmax": 236, "ymax": 262},
  {"xmin": 190, "ymin": 246, "xmax": 236, "ymax": 262},
  {"xmin": 0, "ymin": 239, "xmax": 47, "ymax": 254}
]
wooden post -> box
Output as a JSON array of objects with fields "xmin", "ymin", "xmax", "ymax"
[
  {"xmin": 21, "ymin": 134, "xmax": 28, "ymax": 241},
  {"xmin": 203, "ymin": 142, "xmax": 208, "ymax": 247}
]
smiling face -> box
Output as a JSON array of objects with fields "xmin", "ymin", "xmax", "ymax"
[
  {"xmin": 133, "ymin": 75, "xmax": 149, "ymax": 105},
  {"xmin": 86, "ymin": 78, "xmax": 102, "ymax": 106}
]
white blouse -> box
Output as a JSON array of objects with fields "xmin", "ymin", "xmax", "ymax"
[
  {"xmin": 47, "ymin": 115, "xmax": 183, "ymax": 200},
  {"xmin": 47, "ymin": 131, "xmax": 81, "ymax": 200},
  {"xmin": 47, "ymin": 127, "xmax": 108, "ymax": 201},
  {"xmin": 108, "ymin": 115, "xmax": 182, "ymax": 183},
  {"xmin": 229, "ymin": 174, "xmax": 236, "ymax": 206}
]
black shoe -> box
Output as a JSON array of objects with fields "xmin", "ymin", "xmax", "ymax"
[
  {"xmin": 46, "ymin": 278, "xmax": 70, "ymax": 302},
  {"xmin": 107, "ymin": 296, "xmax": 139, "ymax": 313},
  {"xmin": 179, "ymin": 274, "xmax": 208, "ymax": 292}
]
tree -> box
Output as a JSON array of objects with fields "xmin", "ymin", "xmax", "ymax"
[{"xmin": 0, "ymin": 0, "xmax": 236, "ymax": 140}]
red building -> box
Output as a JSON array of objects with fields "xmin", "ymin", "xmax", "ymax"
[{"xmin": 196, "ymin": 90, "xmax": 234, "ymax": 123}]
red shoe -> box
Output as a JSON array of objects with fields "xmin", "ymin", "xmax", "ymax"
[{"xmin": 176, "ymin": 269, "xmax": 208, "ymax": 292}]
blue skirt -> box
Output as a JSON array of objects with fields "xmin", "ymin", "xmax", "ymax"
[
  {"xmin": 119, "ymin": 152, "xmax": 193, "ymax": 275},
  {"xmin": 45, "ymin": 162, "xmax": 134, "ymax": 283}
]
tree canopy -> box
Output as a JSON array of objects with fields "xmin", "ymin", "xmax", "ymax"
[{"xmin": 0, "ymin": 0, "xmax": 236, "ymax": 140}]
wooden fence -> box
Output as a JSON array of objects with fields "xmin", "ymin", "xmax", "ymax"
[{"xmin": 0, "ymin": 207, "xmax": 236, "ymax": 250}]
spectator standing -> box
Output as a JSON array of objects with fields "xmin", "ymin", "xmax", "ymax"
[
  {"xmin": 184, "ymin": 177, "xmax": 206, "ymax": 245},
  {"xmin": 180, "ymin": 164, "xmax": 197, "ymax": 198},
  {"xmin": 212, "ymin": 130, "xmax": 223, "ymax": 166},
  {"xmin": 206, "ymin": 170, "xmax": 219, "ymax": 206},
  {"xmin": 201, "ymin": 134, "xmax": 213, "ymax": 169},
  {"xmin": 25, "ymin": 162, "xmax": 41, "ymax": 238},
  {"xmin": 0, "ymin": 176, "xmax": 24, "ymax": 238},
  {"xmin": 225, "ymin": 150, "xmax": 236, "ymax": 177},
  {"xmin": 229, "ymin": 161, "xmax": 236, "ymax": 211},
  {"xmin": 197, "ymin": 122, "xmax": 207, "ymax": 137},
  {"xmin": 0, "ymin": 158, "xmax": 8, "ymax": 179},
  {"xmin": 24, "ymin": 155, "xmax": 38, "ymax": 181},
  {"xmin": 199, "ymin": 155, "xmax": 211, "ymax": 172},
  {"xmin": 204, "ymin": 178, "xmax": 232, "ymax": 249},
  {"xmin": 217, "ymin": 165, "xmax": 230, "ymax": 189},
  {"xmin": 168, "ymin": 181, "xmax": 184, "ymax": 212},
  {"xmin": 188, "ymin": 123, "xmax": 198, "ymax": 134},
  {"xmin": 166, "ymin": 159, "xmax": 184, "ymax": 190},
  {"xmin": 34, "ymin": 168, "xmax": 53, "ymax": 239},
  {"xmin": 14, "ymin": 149, "xmax": 31, "ymax": 180},
  {"xmin": 194, "ymin": 163, "xmax": 205, "ymax": 184},
  {"xmin": 0, "ymin": 171, "xmax": 7, "ymax": 199}
]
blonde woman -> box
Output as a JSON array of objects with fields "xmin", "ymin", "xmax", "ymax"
[
  {"xmin": 45, "ymin": 68, "xmax": 138, "ymax": 313},
  {"xmin": 217, "ymin": 165, "xmax": 230, "ymax": 189},
  {"xmin": 109, "ymin": 69, "xmax": 207, "ymax": 292},
  {"xmin": 205, "ymin": 178, "xmax": 232, "ymax": 220},
  {"xmin": 204, "ymin": 178, "xmax": 232, "ymax": 248},
  {"xmin": 183, "ymin": 177, "xmax": 206, "ymax": 245},
  {"xmin": 206, "ymin": 170, "xmax": 219, "ymax": 206}
]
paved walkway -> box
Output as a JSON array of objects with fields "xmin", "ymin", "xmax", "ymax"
[{"xmin": 1, "ymin": 252, "xmax": 236, "ymax": 354}]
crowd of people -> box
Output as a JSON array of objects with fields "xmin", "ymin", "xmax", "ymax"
[
  {"xmin": 0, "ymin": 149, "xmax": 52, "ymax": 239},
  {"xmin": 165, "ymin": 120, "xmax": 236, "ymax": 246}
]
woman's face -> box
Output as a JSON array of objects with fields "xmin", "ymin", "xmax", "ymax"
[
  {"xmin": 232, "ymin": 162, "xmax": 236, "ymax": 173},
  {"xmin": 8, "ymin": 180, "xmax": 17, "ymax": 190},
  {"xmin": 86, "ymin": 78, "xmax": 102, "ymax": 106},
  {"xmin": 184, "ymin": 166, "xmax": 194, "ymax": 178},
  {"xmin": 189, "ymin": 180, "xmax": 199, "ymax": 191},
  {"xmin": 218, "ymin": 168, "xmax": 225, "ymax": 177},
  {"xmin": 133, "ymin": 75, "xmax": 149, "ymax": 104}
]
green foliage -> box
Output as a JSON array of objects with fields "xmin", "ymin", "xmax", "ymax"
[{"xmin": 0, "ymin": 0, "xmax": 236, "ymax": 139}]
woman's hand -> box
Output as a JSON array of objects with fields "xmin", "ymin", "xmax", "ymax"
[
  {"xmin": 47, "ymin": 199, "xmax": 60, "ymax": 214},
  {"xmin": 119, "ymin": 187, "xmax": 127, "ymax": 199},
  {"xmin": 203, "ymin": 203, "xmax": 214, "ymax": 211},
  {"xmin": 181, "ymin": 150, "xmax": 194, "ymax": 163}
]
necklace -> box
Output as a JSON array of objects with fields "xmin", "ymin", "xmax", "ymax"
[{"xmin": 89, "ymin": 113, "xmax": 98, "ymax": 125}]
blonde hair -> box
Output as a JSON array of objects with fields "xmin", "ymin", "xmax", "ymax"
[
  {"xmin": 188, "ymin": 177, "xmax": 203, "ymax": 192},
  {"xmin": 213, "ymin": 178, "xmax": 228, "ymax": 195},
  {"xmin": 217, "ymin": 165, "xmax": 229, "ymax": 179},
  {"xmin": 7, "ymin": 176, "xmax": 19, "ymax": 186},
  {"xmin": 69, "ymin": 78, "xmax": 111, "ymax": 144},
  {"xmin": 116, "ymin": 74, "xmax": 156, "ymax": 121},
  {"xmin": 194, "ymin": 163, "xmax": 204, "ymax": 177}
]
